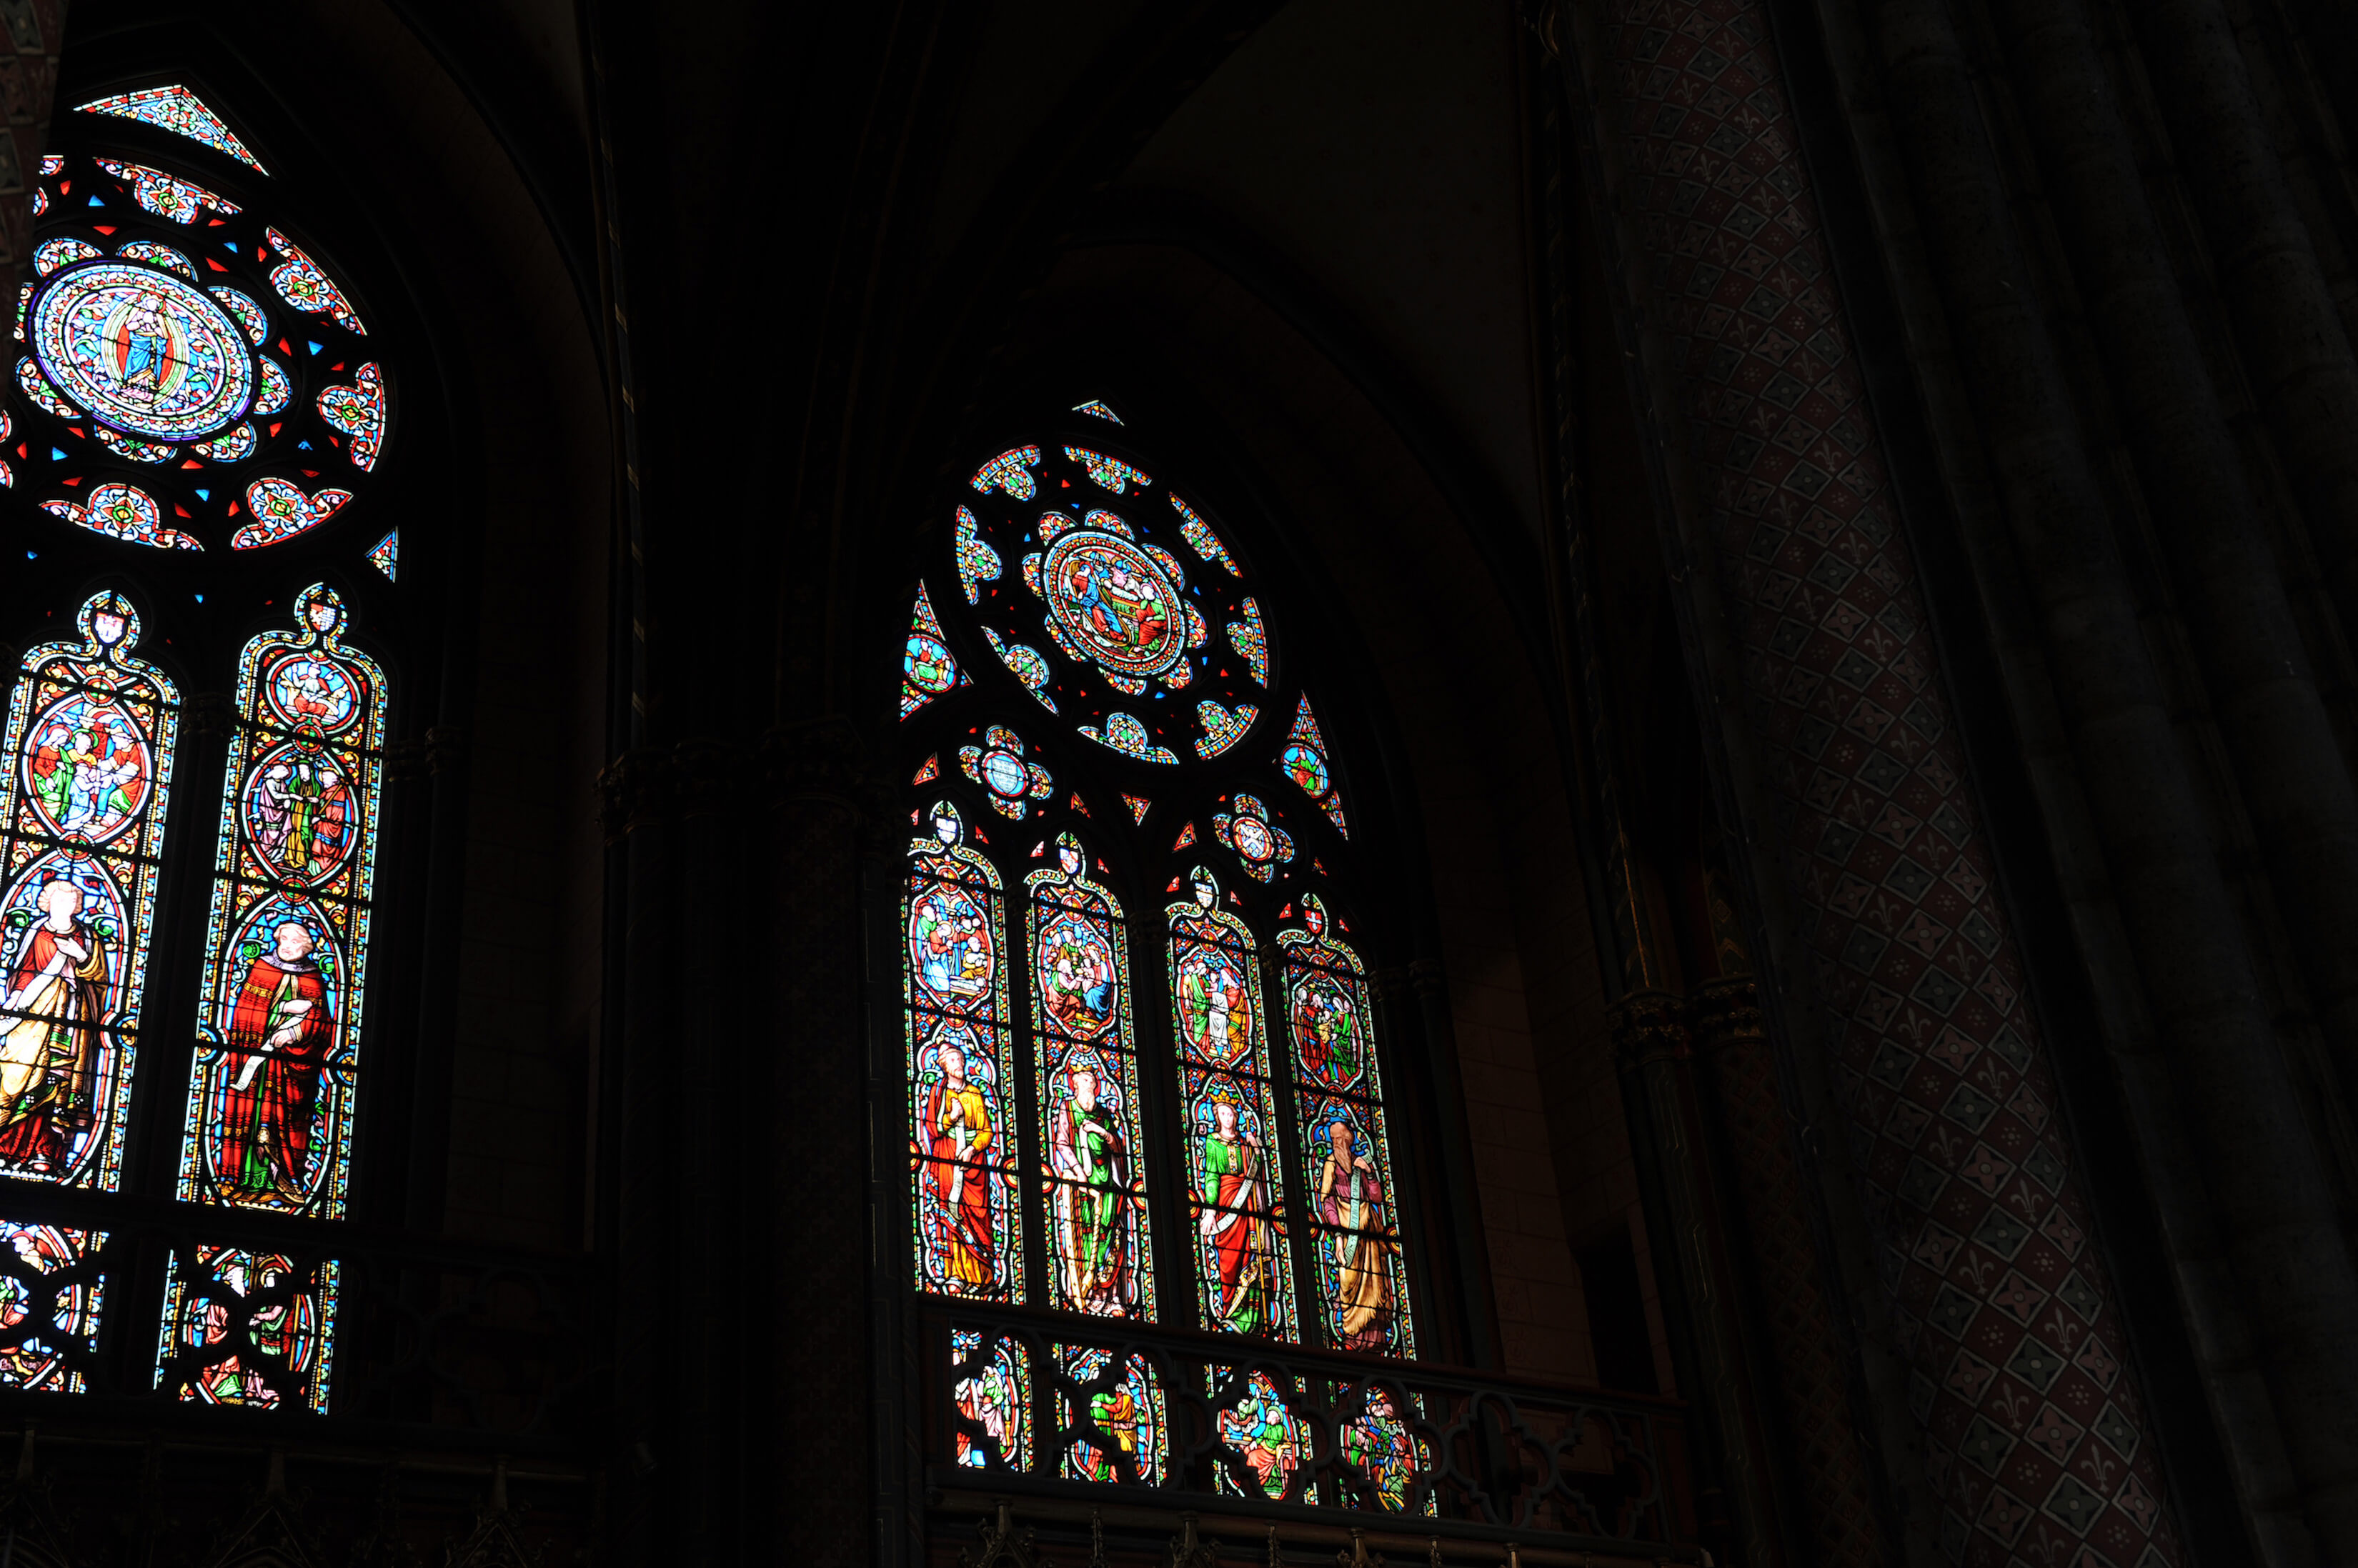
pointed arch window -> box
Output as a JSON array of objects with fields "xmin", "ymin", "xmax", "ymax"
[
  {"xmin": 0, "ymin": 82, "xmax": 408, "ymax": 1416},
  {"xmin": 892, "ymin": 401, "xmax": 1423, "ymax": 1504}
]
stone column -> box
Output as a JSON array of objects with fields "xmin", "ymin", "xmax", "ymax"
[{"xmin": 1558, "ymin": 1, "xmax": 2189, "ymax": 1562}]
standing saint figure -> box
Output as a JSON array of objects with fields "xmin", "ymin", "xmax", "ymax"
[
  {"xmin": 926, "ymin": 1042, "xmax": 998, "ymax": 1290},
  {"xmin": 1050, "ymin": 1064, "xmax": 1130, "ymax": 1310},
  {"xmin": 0, "ymin": 880, "xmax": 107, "ymax": 1172},
  {"xmin": 116, "ymin": 293, "xmax": 171, "ymax": 403},
  {"xmin": 219, "ymin": 920, "xmax": 335, "ymax": 1205},
  {"xmin": 1318, "ymin": 1117, "xmax": 1394, "ymax": 1348},
  {"xmin": 1199, "ymin": 1097, "xmax": 1273, "ymax": 1334}
]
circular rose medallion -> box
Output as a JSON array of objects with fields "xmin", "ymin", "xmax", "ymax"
[
  {"xmin": 264, "ymin": 654, "xmax": 362, "ymax": 733},
  {"xmin": 979, "ymin": 746, "xmax": 1028, "ymax": 800},
  {"xmin": 1231, "ymin": 816, "xmax": 1274, "ymax": 864},
  {"xmin": 22, "ymin": 690, "xmax": 150, "ymax": 845},
  {"xmin": 29, "ymin": 260, "xmax": 256, "ymax": 441},
  {"xmin": 1043, "ymin": 531, "xmax": 1186, "ymax": 679}
]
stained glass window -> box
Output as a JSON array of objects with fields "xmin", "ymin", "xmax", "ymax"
[
  {"xmin": 16, "ymin": 145, "xmax": 394, "ymax": 553},
  {"xmin": 1059, "ymin": 1344, "xmax": 1165, "ymax": 1482},
  {"xmin": 906, "ymin": 804, "xmax": 1023, "ymax": 1300},
  {"xmin": 155, "ymin": 1247, "xmax": 338, "ymax": 1412},
  {"xmin": 901, "ymin": 584, "xmax": 966, "ymax": 719},
  {"xmin": 1030, "ymin": 834, "xmax": 1150, "ymax": 1317},
  {"xmin": 177, "ymin": 586, "xmax": 387, "ymax": 1221},
  {"xmin": 78, "ymin": 86, "xmax": 269, "ymax": 173},
  {"xmin": 1170, "ymin": 869, "xmax": 1295, "ymax": 1338},
  {"xmin": 950, "ymin": 1327, "xmax": 1030, "ymax": 1469},
  {"xmin": 900, "ymin": 404, "xmax": 1418, "ymax": 1497},
  {"xmin": 1212, "ymin": 1367, "xmax": 1309, "ymax": 1499},
  {"xmin": 0, "ymin": 1222, "xmax": 105, "ymax": 1392},
  {"xmin": 1284, "ymin": 895, "xmax": 1411, "ymax": 1354},
  {"xmin": 0, "ymin": 591, "xmax": 178, "ymax": 1189}
]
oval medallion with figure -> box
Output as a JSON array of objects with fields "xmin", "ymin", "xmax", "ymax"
[
  {"xmin": 29, "ymin": 260, "xmax": 256, "ymax": 441},
  {"xmin": 1043, "ymin": 531, "xmax": 1186, "ymax": 679},
  {"xmin": 21, "ymin": 689, "xmax": 153, "ymax": 846},
  {"xmin": 240, "ymin": 744, "xmax": 357, "ymax": 884}
]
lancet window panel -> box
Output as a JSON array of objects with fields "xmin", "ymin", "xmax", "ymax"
[
  {"xmin": 1168, "ymin": 869, "xmax": 1295, "ymax": 1342},
  {"xmin": 1028, "ymin": 833, "xmax": 1153, "ymax": 1319},
  {"xmin": 897, "ymin": 398, "xmax": 1428, "ymax": 1524},
  {"xmin": 0, "ymin": 591, "xmax": 179, "ymax": 1192},
  {"xmin": 1282, "ymin": 894, "xmax": 1412, "ymax": 1357},
  {"xmin": 177, "ymin": 584, "xmax": 387, "ymax": 1222},
  {"xmin": 907, "ymin": 803, "xmax": 1025, "ymax": 1303}
]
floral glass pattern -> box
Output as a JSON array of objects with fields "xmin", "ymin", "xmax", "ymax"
[
  {"xmin": 96, "ymin": 159, "xmax": 241, "ymax": 225},
  {"xmin": 0, "ymin": 592, "xmax": 179, "ymax": 1191},
  {"xmin": 901, "ymin": 584, "xmax": 967, "ymax": 719},
  {"xmin": 906, "ymin": 805, "xmax": 1022, "ymax": 1301},
  {"xmin": 78, "ymin": 86, "xmax": 268, "ymax": 173},
  {"xmin": 1030, "ymin": 837, "xmax": 1150, "ymax": 1317},
  {"xmin": 178, "ymin": 586, "xmax": 387, "ymax": 1222},
  {"xmin": 959, "ymin": 724, "xmax": 1055, "ymax": 820},
  {"xmin": 1281, "ymin": 694, "xmax": 1349, "ymax": 836}
]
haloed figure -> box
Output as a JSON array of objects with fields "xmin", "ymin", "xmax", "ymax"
[
  {"xmin": 927, "ymin": 1044, "xmax": 998, "ymax": 1289},
  {"xmin": 220, "ymin": 920, "xmax": 334, "ymax": 1205},
  {"xmin": 0, "ymin": 879, "xmax": 107, "ymax": 1172},
  {"xmin": 1052, "ymin": 1065, "xmax": 1130, "ymax": 1309},
  {"xmin": 1200, "ymin": 1097, "xmax": 1273, "ymax": 1334},
  {"xmin": 1319, "ymin": 1117, "xmax": 1393, "ymax": 1349}
]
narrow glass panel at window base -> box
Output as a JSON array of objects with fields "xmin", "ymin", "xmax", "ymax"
[
  {"xmin": 79, "ymin": 85, "xmax": 269, "ymax": 174},
  {"xmin": 177, "ymin": 586, "xmax": 387, "ymax": 1222},
  {"xmin": 1335, "ymin": 1384, "xmax": 1433, "ymax": 1514},
  {"xmin": 0, "ymin": 591, "xmax": 181, "ymax": 1192},
  {"xmin": 949, "ymin": 1327, "xmax": 1030, "ymax": 1472},
  {"xmin": 1209, "ymin": 1366, "xmax": 1310, "ymax": 1502},
  {"xmin": 1058, "ymin": 1344, "xmax": 1166, "ymax": 1484},
  {"xmin": 155, "ymin": 1245, "xmax": 338, "ymax": 1413},
  {"xmin": 0, "ymin": 1221, "xmax": 106, "ymax": 1393}
]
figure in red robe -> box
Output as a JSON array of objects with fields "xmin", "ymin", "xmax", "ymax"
[
  {"xmin": 925, "ymin": 1042, "xmax": 998, "ymax": 1289},
  {"xmin": 217, "ymin": 921, "xmax": 334, "ymax": 1205}
]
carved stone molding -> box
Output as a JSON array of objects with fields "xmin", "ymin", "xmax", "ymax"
[
  {"xmin": 1686, "ymin": 977, "xmax": 1764, "ymax": 1057},
  {"xmin": 1168, "ymin": 1513, "xmax": 1221, "ymax": 1568},
  {"xmin": 1605, "ymin": 987, "xmax": 1688, "ymax": 1069},
  {"xmin": 962, "ymin": 1500, "xmax": 1050, "ymax": 1568}
]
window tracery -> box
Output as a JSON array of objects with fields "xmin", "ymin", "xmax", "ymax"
[
  {"xmin": 0, "ymin": 83, "xmax": 410, "ymax": 1416},
  {"xmin": 19, "ymin": 109, "xmax": 391, "ymax": 554},
  {"xmin": 896, "ymin": 402, "xmax": 1420, "ymax": 1497}
]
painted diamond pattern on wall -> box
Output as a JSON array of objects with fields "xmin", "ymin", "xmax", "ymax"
[{"xmin": 1597, "ymin": 2, "xmax": 2184, "ymax": 1564}]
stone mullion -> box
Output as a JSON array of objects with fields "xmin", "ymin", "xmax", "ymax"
[
  {"xmin": 1690, "ymin": 977, "xmax": 1890, "ymax": 1568},
  {"xmin": 1556, "ymin": 0, "xmax": 2192, "ymax": 1563}
]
